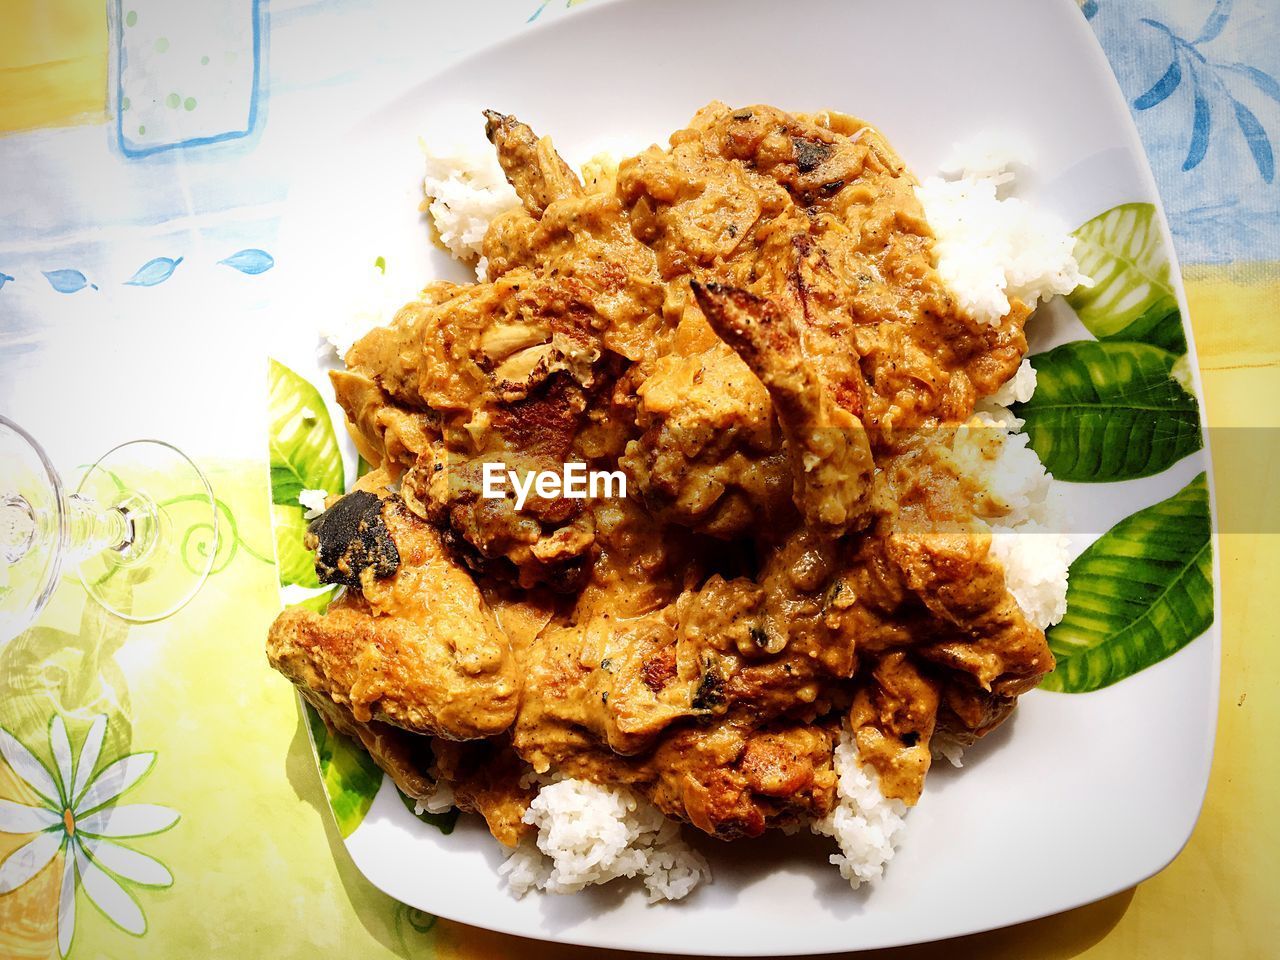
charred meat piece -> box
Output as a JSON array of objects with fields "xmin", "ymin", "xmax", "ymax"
[{"xmin": 306, "ymin": 490, "xmax": 400, "ymax": 588}]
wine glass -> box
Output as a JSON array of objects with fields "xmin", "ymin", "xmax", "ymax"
[{"xmin": 0, "ymin": 415, "xmax": 218, "ymax": 643}]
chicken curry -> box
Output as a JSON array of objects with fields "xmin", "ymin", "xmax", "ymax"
[{"xmin": 267, "ymin": 102, "xmax": 1054, "ymax": 847}]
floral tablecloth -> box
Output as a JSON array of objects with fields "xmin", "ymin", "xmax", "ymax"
[{"xmin": 1, "ymin": 1, "xmax": 1277, "ymax": 957}]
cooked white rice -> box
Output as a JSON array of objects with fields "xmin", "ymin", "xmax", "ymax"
[
  {"xmin": 414, "ymin": 780, "xmax": 456, "ymax": 816},
  {"xmin": 985, "ymin": 356, "xmax": 1038, "ymax": 408},
  {"xmin": 950, "ymin": 379, "xmax": 1072, "ymax": 632},
  {"xmin": 811, "ymin": 730, "xmax": 908, "ymax": 887},
  {"xmin": 298, "ymin": 488, "xmax": 328, "ymax": 520},
  {"xmin": 938, "ymin": 132, "xmax": 1032, "ymax": 182},
  {"xmin": 990, "ymin": 524, "xmax": 1073, "ymax": 630},
  {"xmin": 319, "ymin": 261, "xmax": 402, "ymax": 358},
  {"xmin": 317, "ymin": 123, "xmax": 1084, "ymax": 900},
  {"xmin": 421, "ymin": 135, "xmax": 521, "ymax": 279},
  {"xmin": 930, "ymin": 733, "xmax": 967, "ymax": 769},
  {"xmin": 916, "ymin": 152, "xmax": 1089, "ymax": 326},
  {"xmin": 500, "ymin": 779, "xmax": 710, "ymax": 902}
]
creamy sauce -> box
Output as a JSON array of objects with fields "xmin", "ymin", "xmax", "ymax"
[{"xmin": 268, "ymin": 103, "xmax": 1054, "ymax": 843}]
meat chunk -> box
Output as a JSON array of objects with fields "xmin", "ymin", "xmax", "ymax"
[
  {"xmin": 693, "ymin": 280, "xmax": 874, "ymax": 538},
  {"xmin": 302, "ymin": 689, "xmax": 436, "ymax": 800},
  {"xmin": 621, "ymin": 294, "xmax": 790, "ymax": 537},
  {"xmin": 849, "ymin": 652, "xmax": 940, "ymax": 805},
  {"xmin": 267, "ymin": 495, "xmax": 519, "ymax": 740},
  {"xmin": 484, "ymin": 110, "xmax": 583, "ymax": 218}
]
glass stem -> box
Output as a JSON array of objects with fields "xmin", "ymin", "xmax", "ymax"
[{"xmin": 63, "ymin": 493, "xmax": 135, "ymax": 564}]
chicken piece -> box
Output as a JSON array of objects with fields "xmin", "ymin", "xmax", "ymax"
[
  {"xmin": 330, "ymin": 369, "xmax": 439, "ymax": 476},
  {"xmin": 301, "ymin": 688, "xmax": 436, "ymax": 800},
  {"xmin": 693, "ymin": 280, "xmax": 874, "ymax": 538},
  {"xmin": 510, "ymin": 499, "xmax": 707, "ymax": 769},
  {"xmin": 512, "ymin": 610, "xmax": 698, "ymax": 770},
  {"xmin": 621, "ymin": 293, "xmax": 791, "ymax": 537},
  {"xmin": 431, "ymin": 738, "xmax": 536, "ymax": 847},
  {"xmin": 343, "ymin": 271, "xmax": 606, "ymax": 590},
  {"xmin": 848, "ymin": 651, "xmax": 940, "ymax": 805},
  {"xmin": 878, "ymin": 436, "xmax": 1055, "ymax": 697},
  {"xmin": 401, "ymin": 381, "xmax": 597, "ymax": 592},
  {"xmin": 484, "ymin": 110, "xmax": 583, "ymax": 218},
  {"xmin": 528, "ymin": 718, "xmax": 840, "ymax": 841},
  {"xmin": 936, "ymin": 679, "xmax": 1017, "ymax": 744},
  {"xmin": 480, "ymin": 187, "xmax": 668, "ymax": 364},
  {"xmin": 647, "ymin": 721, "xmax": 838, "ymax": 839},
  {"xmin": 673, "ymin": 526, "xmax": 860, "ymax": 725},
  {"xmin": 890, "ymin": 530, "xmax": 1053, "ymax": 697},
  {"xmin": 267, "ymin": 493, "xmax": 519, "ymax": 740}
]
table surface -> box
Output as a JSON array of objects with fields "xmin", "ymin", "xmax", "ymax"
[{"xmin": 1, "ymin": 1, "xmax": 1277, "ymax": 958}]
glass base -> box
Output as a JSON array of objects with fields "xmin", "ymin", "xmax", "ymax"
[
  {"xmin": 0, "ymin": 419, "xmax": 65, "ymax": 643},
  {"xmin": 75, "ymin": 440, "xmax": 218, "ymax": 623}
]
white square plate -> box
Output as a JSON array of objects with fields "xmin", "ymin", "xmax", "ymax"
[{"xmin": 270, "ymin": 0, "xmax": 1219, "ymax": 953}]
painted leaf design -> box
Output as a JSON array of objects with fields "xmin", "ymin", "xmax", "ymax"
[
  {"xmin": 1193, "ymin": 0, "xmax": 1232, "ymax": 44},
  {"xmin": 1067, "ymin": 203, "xmax": 1185, "ymax": 353},
  {"xmin": 0, "ymin": 272, "xmax": 13, "ymax": 290},
  {"xmin": 1183, "ymin": 80, "xmax": 1211, "ymax": 171},
  {"xmin": 124, "ymin": 256, "xmax": 183, "ymax": 287},
  {"xmin": 219, "ymin": 248, "xmax": 275, "ymax": 275},
  {"xmin": 1042, "ymin": 473, "xmax": 1213, "ymax": 693},
  {"xmin": 271, "ymin": 505, "xmax": 320, "ymax": 590},
  {"xmin": 303, "ymin": 702, "xmax": 382, "ymax": 838},
  {"xmin": 73, "ymin": 842, "xmax": 146, "ymax": 934},
  {"xmin": 267, "ymin": 360, "xmax": 343, "ymax": 587},
  {"xmin": 396, "ymin": 787, "xmax": 458, "ymax": 834},
  {"xmin": 1230, "ymin": 97, "xmax": 1275, "ymax": 183},
  {"xmin": 1233, "ymin": 64, "xmax": 1280, "ymax": 104},
  {"xmin": 1080, "ymin": 0, "xmax": 1098, "ymax": 20},
  {"xmin": 43, "ymin": 269, "xmax": 93, "ymax": 294},
  {"xmin": 1012, "ymin": 340, "xmax": 1202, "ymax": 482},
  {"xmin": 1133, "ymin": 59, "xmax": 1182, "ymax": 110},
  {"xmin": 267, "ymin": 359, "xmax": 344, "ymax": 506}
]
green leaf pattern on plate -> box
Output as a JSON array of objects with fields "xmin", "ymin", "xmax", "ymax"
[
  {"xmin": 1042, "ymin": 474, "xmax": 1213, "ymax": 693},
  {"xmin": 266, "ymin": 359, "xmax": 387, "ymax": 835},
  {"xmin": 303, "ymin": 701, "xmax": 384, "ymax": 838},
  {"xmin": 1015, "ymin": 202, "xmax": 1215, "ymax": 691},
  {"xmin": 267, "ymin": 359, "xmax": 344, "ymax": 588},
  {"xmin": 268, "ymin": 358, "xmax": 344, "ymax": 506},
  {"xmin": 1013, "ymin": 340, "xmax": 1203, "ymax": 482},
  {"xmin": 1066, "ymin": 202, "xmax": 1186, "ymax": 353},
  {"xmin": 272, "ymin": 504, "xmax": 321, "ymax": 590}
]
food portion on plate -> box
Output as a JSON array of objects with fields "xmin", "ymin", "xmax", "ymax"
[{"xmin": 267, "ymin": 102, "xmax": 1089, "ymax": 901}]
